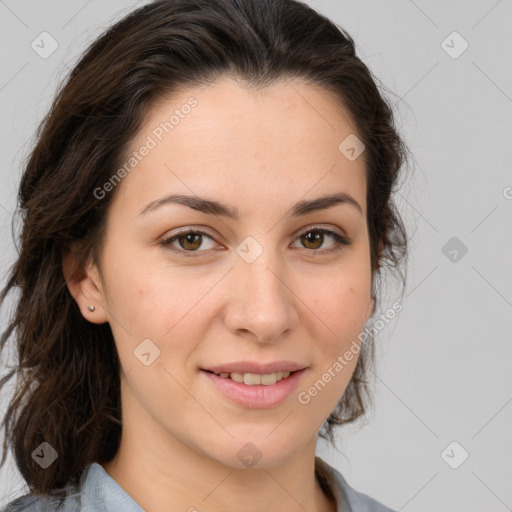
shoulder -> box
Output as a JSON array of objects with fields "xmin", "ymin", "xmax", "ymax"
[
  {"xmin": 340, "ymin": 483, "xmax": 397, "ymax": 512},
  {"xmin": 1, "ymin": 493, "xmax": 78, "ymax": 511},
  {"xmin": 315, "ymin": 456, "xmax": 396, "ymax": 512},
  {"xmin": 2, "ymin": 462, "xmax": 142, "ymax": 512},
  {"xmin": 2, "ymin": 473, "xmax": 84, "ymax": 512}
]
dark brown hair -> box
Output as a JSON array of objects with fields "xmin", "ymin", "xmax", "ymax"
[{"xmin": 0, "ymin": 0, "xmax": 410, "ymax": 496}]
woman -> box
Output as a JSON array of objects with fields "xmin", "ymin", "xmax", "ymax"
[{"xmin": 0, "ymin": 0, "xmax": 410, "ymax": 510}]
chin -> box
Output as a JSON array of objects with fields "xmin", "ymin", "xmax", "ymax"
[{"xmin": 201, "ymin": 431, "xmax": 307, "ymax": 470}]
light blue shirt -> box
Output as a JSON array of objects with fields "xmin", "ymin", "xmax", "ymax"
[{"xmin": 2, "ymin": 456, "xmax": 395, "ymax": 511}]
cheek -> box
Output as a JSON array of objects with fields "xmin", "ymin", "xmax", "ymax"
[
  {"xmin": 117, "ymin": 276, "xmax": 188, "ymax": 340},
  {"xmin": 104, "ymin": 258, "xmax": 212, "ymax": 373},
  {"xmin": 295, "ymin": 338, "xmax": 361, "ymax": 429},
  {"xmin": 100, "ymin": 231, "xmax": 174, "ymax": 324},
  {"xmin": 302, "ymin": 265, "xmax": 372, "ymax": 344}
]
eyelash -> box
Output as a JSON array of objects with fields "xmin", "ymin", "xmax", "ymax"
[{"xmin": 159, "ymin": 226, "xmax": 351, "ymax": 258}]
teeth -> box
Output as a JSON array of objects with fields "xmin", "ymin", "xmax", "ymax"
[{"xmin": 217, "ymin": 371, "xmax": 292, "ymax": 385}]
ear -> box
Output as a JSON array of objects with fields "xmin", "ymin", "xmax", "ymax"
[{"xmin": 62, "ymin": 248, "xmax": 109, "ymax": 324}]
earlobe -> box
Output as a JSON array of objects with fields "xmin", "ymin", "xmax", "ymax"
[{"xmin": 62, "ymin": 250, "xmax": 109, "ymax": 324}]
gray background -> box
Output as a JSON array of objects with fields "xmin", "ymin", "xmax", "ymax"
[{"xmin": 1, "ymin": 0, "xmax": 511, "ymax": 510}]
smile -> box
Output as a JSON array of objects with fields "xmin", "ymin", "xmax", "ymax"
[
  {"xmin": 201, "ymin": 368, "xmax": 307, "ymax": 408},
  {"xmin": 206, "ymin": 370, "xmax": 293, "ymax": 385}
]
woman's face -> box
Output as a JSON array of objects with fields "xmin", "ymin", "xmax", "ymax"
[{"xmin": 81, "ymin": 77, "xmax": 373, "ymax": 468}]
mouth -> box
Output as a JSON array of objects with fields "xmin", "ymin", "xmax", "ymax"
[
  {"xmin": 201, "ymin": 367, "xmax": 307, "ymax": 408},
  {"xmin": 202, "ymin": 369, "xmax": 298, "ymax": 386}
]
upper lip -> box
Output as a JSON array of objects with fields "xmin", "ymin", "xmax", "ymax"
[{"xmin": 202, "ymin": 361, "xmax": 307, "ymax": 375}]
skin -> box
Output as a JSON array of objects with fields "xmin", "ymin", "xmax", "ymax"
[{"xmin": 64, "ymin": 77, "xmax": 375, "ymax": 512}]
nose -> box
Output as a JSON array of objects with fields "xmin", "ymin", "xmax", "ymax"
[{"xmin": 223, "ymin": 252, "xmax": 299, "ymax": 343}]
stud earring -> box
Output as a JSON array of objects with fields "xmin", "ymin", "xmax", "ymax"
[{"xmin": 88, "ymin": 305, "xmax": 95, "ymax": 312}]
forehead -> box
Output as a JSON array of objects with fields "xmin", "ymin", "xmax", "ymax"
[{"xmin": 114, "ymin": 77, "xmax": 367, "ymax": 217}]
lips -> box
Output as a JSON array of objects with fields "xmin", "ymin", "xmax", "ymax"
[
  {"xmin": 202, "ymin": 367, "xmax": 307, "ymax": 408},
  {"xmin": 202, "ymin": 360, "xmax": 307, "ymax": 375}
]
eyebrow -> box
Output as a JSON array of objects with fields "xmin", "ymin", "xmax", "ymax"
[{"xmin": 138, "ymin": 192, "xmax": 362, "ymax": 218}]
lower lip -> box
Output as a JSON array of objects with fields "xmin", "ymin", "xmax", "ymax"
[{"xmin": 202, "ymin": 369, "xmax": 306, "ymax": 409}]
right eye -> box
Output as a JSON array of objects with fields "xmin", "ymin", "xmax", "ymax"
[{"xmin": 160, "ymin": 229, "xmax": 219, "ymax": 257}]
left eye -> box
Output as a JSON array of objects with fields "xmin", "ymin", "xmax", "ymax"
[
  {"xmin": 291, "ymin": 229, "xmax": 349, "ymax": 252},
  {"xmin": 160, "ymin": 227, "xmax": 350, "ymax": 257}
]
